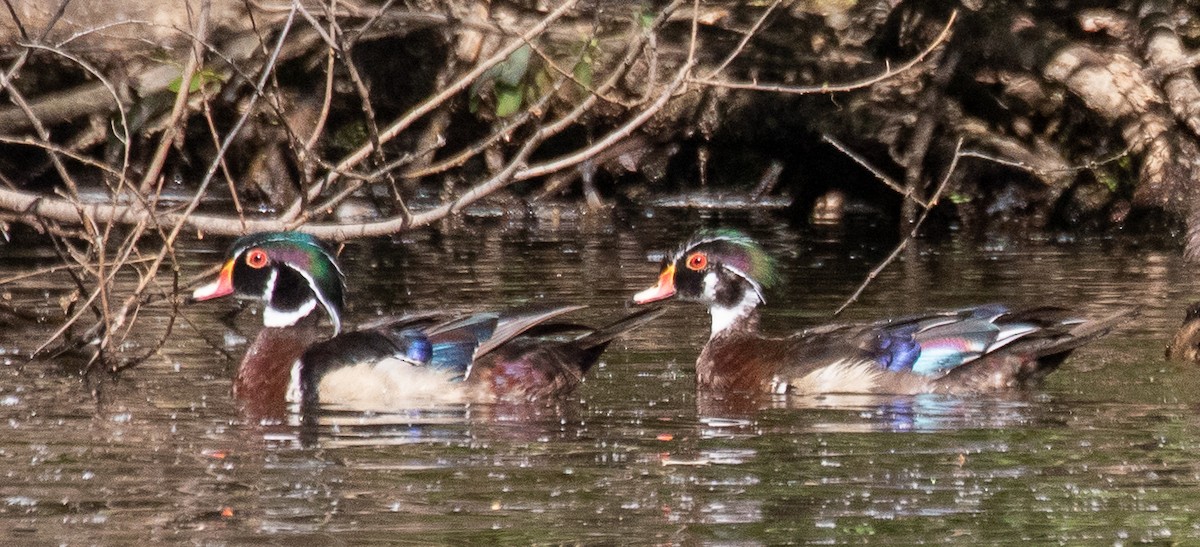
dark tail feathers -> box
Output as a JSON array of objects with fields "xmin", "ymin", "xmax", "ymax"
[
  {"xmin": 1029, "ymin": 307, "xmax": 1137, "ymax": 360},
  {"xmin": 936, "ymin": 307, "xmax": 1135, "ymax": 392},
  {"xmin": 576, "ymin": 305, "xmax": 666, "ymax": 350}
]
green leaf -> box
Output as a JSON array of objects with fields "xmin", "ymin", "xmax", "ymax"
[
  {"xmin": 330, "ymin": 121, "xmax": 369, "ymax": 152},
  {"xmin": 495, "ymin": 83, "xmax": 525, "ymax": 117},
  {"xmin": 532, "ymin": 67, "xmax": 553, "ymax": 98},
  {"xmin": 1096, "ymin": 171, "xmax": 1120, "ymax": 193},
  {"xmin": 167, "ymin": 67, "xmax": 223, "ymax": 93},
  {"xmin": 948, "ymin": 192, "xmax": 972, "ymax": 204},
  {"xmin": 495, "ymin": 44, "xmax": 532, "ymax": 87},
  {"xmin": 573, "ymin": 58, "xmax": 593, "ymax": 92},
  {"xmin": 469, "ymin": 44, "xmax": 533, "ymax": 114},
  {"xmin": 635, "ymin": 7, "xmax": 656, "ymax": 28}
]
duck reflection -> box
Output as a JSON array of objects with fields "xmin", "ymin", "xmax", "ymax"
[
  {"xmin": 697, "ymin": 390, "xmax": 1040, "ymax": 433},
  {"xmin": 262, "ymin": 399, "xmax": 589, "ymax": 449}
]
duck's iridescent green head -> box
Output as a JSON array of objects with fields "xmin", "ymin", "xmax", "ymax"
[
  {"xmin": 192, "ymin": 232, "xmax": 346, "ymax": 334},
  {"xmin": 633, "ymin": 228, "xmax": 778, "ymax": 308}
]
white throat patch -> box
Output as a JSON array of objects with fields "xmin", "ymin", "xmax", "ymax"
[
  {"xmin": 259, "ymin": 266, "xmax": 329, "ymax": 329},
  {"xmin": 265, "ymin": 299, "xmax": 318, "ymax": 327},
  {"xmin": 704, "ymin": 272, "xmax": 761, "ymax": 338}
]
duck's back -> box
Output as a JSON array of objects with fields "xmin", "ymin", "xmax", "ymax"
[
  {"xmin": 467, "ymin": 306, "xmax": 666, "ymax": 402},
  {"xmin": 294, "ymin": 305, "xmax": 664, "ymax": 410},
  {"xmin": 699, "ymin": 305, "xmax": 1131, "ymax": 396}
]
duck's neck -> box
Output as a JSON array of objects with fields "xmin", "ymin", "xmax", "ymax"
[
  {"xmin": 708, "ymin": 290, "xmax": 762, "ymax": 339},
  {"xmin": 235, "ymin": 314, "xmax": 328, "ymax": 421},
  {"xmin": 696, "ymin": 306, "xmax": 769, "ymax": 393}
]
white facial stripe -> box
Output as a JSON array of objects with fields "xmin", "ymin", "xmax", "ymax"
[
  {"xmin": 721, "ymin": 264, "xmax": 767, "ymax": 305},
  {"xmin": 261, "ymin": 268, "xmax": 278, "ymax": 301},
  {"xmin": 677, "ymin": 237, "xmax": 767, "ymax": 307},
  {"xmin": 676, "ymin": 235, "xmax": 734, "ymax": 258},
  {"xmin": 256, "ymin": 263, "xmax": 341, "ymax": 332},
  {"xmin": 307, "ymin": 245, "xmax": 347, "ymax": 333},
  {"xmin": 261, "ymin": 267, "xmax": 315, "ymax": 327},
  {"xmin": 286, "ymin": 264, "xmax": 342, "ymax": 334}
]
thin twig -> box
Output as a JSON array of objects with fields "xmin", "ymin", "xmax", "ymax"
[
  {"xmin": 304, "ymin": 27, "xmax": 337, "ymax": 155},
  {"xmin": 0, "ymin": 257, "xmax": 144, "ymax": 286},
  {"xmin": 112, "ymin": 251, "xmax": 182, "ymax": 372},
  {"xmin": 0, "ymin": 135, "xmax": 124, "ymax": 177},
  {"xmin": 285, "ymin": 0, "xmax": 582, "ymax": 215},
  {"xmin": 401, "ymin": 0, "xmax": 682, "ymax": 181},
  {"xmin": 512, "ymin": 61, "xmax": 692, "ymax": 182},
  {"xmin": 200, "ymin": 99, "xmax": 246, "ymax": 230},
  {"xmin": 701, "ymin": 0, "xmax": 782, "ymax": 80},
  {"xmin": 138, "ymin": 0, "xmax": 211, "ymax": 194},
  {"xmin": 959, "ymin": 145, "xmax": 1134, "ymax": 176},
  {"xmin": 16, "ymin": 44, "xmax": 132, "ymax": 176},
  {"xmin": 0, "ymin": 0, "xmax": 696, "ymax": 243},
  {"xmin": 821, "ymin": 133, "xmax": 928, "ymax": 206},
  {"xmin": 1, "ymin": 52, "xmax": 88, "ymax": 217},
  {"xmin": 833, "ymin": 138, "xmax": 964, "ymax": 317},
  {"xmin": 692, "ymin": 10, "xmax": 958, "ymax": 95},
  {"xmin": 37, "ymin": 5, "xmax": 301, "ymax": 360},
  {"xmin": 33, "ymin": 244, "xmax": 105, "ymax": 356}
]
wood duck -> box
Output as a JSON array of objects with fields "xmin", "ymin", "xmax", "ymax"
[
  {"xmin": 190, "ymin": 232, "xmax": 662, "ymax": 418},
  {"xmin": 1166, "ymin": 303, "xmax": 1200, "ymax": 362},
  {"xmin": 632, "ymin": 229, "xmax": 1131, "ymax": 395}
]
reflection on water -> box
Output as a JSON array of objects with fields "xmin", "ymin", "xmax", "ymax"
[{"xmin": 0, "ymin": 210, "xmax": 1199, "ymax": 542}]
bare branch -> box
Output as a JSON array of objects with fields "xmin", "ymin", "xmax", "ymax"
[
  {"xmin": 138, "ymin": 0, "xmax": 212, "ymax": 194},
  {"xmin": 833, "ymin": 138, "xmax": 964, "ymax": 317},
  {"xmin": 292, "ymin": 0, "xmax": 582, "ymax": 214},
  {"xmin": 691, "ymin": 10, "xmax": 958, "ymax": 95}
]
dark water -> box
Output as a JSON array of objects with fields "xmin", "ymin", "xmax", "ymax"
[{"xmin": 1, "ymin": 210, "xmax": 1198, "ymax": 543}]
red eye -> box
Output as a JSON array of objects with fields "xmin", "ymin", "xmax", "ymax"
[
  {"xmin": 686, "ymin": 252, "xmax": 708, "ymax": 271},
  {"xmin": 245, "ymin": 248, "xmax": 269, "ymax": 269}
]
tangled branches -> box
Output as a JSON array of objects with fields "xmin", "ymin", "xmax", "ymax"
[
  {"xmin": 0, "ymin": 0, "xmax": 962, "ymax": 369},
  {"xmin": 9, "ymin": 1, "xmax": 1198, "ymax": 371}
]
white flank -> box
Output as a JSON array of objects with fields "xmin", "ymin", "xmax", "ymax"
[
  {"xmin": 286, "ymin": 360, "xmax": 303, "ymax": 403},
  {"xmin": 785, "ymin": 359, "xmax": 883, "ymax": 395},
  {"xmin": 315, "ymin": 358, "xmax": 473, "ymax": 412}
]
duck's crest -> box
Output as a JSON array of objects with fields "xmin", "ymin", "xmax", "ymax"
[
  {"xmin": 233, "ymin": 231, "xmax": 346, "ymax": 334},
  {"xmin": 683, "ymin": 229, "xmax": 778, "ymax": 290}
]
